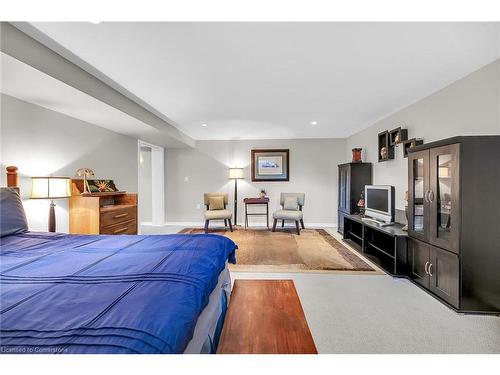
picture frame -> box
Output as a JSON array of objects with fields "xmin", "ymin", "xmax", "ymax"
[
  {"xmin": 251, "ymin": 149, "xmax": 290, "ymax": 182},
  {"xmin": 86, "ymin": 179, "xmax": 118, "ymax": 193}
]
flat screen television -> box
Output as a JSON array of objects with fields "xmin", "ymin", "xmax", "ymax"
[{"xmin": 364, "ymin": 185, "xmax": 395, "ymax": 224}]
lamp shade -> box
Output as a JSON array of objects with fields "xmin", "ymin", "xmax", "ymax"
[
  {"xmin": 31, "ymin": 177, "xmax": 71, "ymax": 199},
  {"xmin": 228, "ymin": 168, "xmax": 244, "ymax": 179}
]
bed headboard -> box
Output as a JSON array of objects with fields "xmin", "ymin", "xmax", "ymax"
[{"xmin": 6, "ymin": 166, "xmax": 19, "ymax": 190}]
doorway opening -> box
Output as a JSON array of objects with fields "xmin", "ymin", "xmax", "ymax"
[{"xmin": 138, "ymin": 140, "xmax": 165, "ymax": 230}]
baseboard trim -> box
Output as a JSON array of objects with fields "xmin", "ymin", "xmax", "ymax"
[{"xmin": 144, "ymin": 221, "xmax": 338, "ymax": 229}]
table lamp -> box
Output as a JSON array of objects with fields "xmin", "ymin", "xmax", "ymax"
[
  {"xmin": 228, "ymin": 168, "xmax": 244, "ymax": 226},
  {"xmin": 31, "ymin": 176, "xmax": 71, "ymax": 232}
]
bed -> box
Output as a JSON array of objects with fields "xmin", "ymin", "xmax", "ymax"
[{"xmin": 0, "ymin": 168, "xmax": 237, "ymax": 354}]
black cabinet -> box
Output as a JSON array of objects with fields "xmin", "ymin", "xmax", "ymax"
[
  {"xmin": 408, "ymin": 144, "xmax": 460, "ymax": 252},
  {"xmin": 343, "ymin": 214, "xmax": 408, "ymax": 276},
  {"xmin": 407, "ymin": 136, "xmax": 500, "ymax": 313},
  {"xmin": 409, "ymin": 238, "xmax": 459, "ymax": 307},
  {"xmin": 408, "ymin": 238, "xmax": 430, "ymax": 289},
  {"xmin": 337, "ymin": 163, "xmax": 372, "ymax": 234},
  {"xmin": 429, "ymin": 246, "xmax": 459, "ymax": 308}
]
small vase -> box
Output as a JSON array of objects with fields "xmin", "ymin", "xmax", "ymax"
[{"xmin": 352, "ymin": 148, "xmax": 362, "ymax": 163}]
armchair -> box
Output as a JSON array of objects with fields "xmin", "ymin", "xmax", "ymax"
[
  {"xmin": 203, "ymin": 192, "xmax": 233, "ymax": 233},
  {"xmin": 272, "ymin": 193, "xmax": 305, "ymax": 235}
]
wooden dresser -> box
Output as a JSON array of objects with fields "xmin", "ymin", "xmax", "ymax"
[{"xmin": 69, "ymin": 180, "xmax": 138, "ymax": 235}]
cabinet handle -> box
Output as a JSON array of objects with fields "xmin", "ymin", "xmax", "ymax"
[
  {"xmin": 114, "ymin": 227, "xmax": 128, "ymax": 234},
  {"xmin": 113, "ymin": 213, "xmax": 129, "ymax": 219},
  {"xmin": 424, "ymin": 191, "xmax": 430, "ymax": 203},
  {"xmin": 424, "ymin": 261, "xmax": 429, "ymax": 274},
  {"xmin": 428, "ymin": 263, "xmax": 433, "ymax": 277},
  {"xmin": 428, "ymin": 190, "xmax": 435, "ymax": 203}
]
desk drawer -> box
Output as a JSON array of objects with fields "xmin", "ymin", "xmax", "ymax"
[
  {"xmin": 101, "ymin": 206, "xmax": 136, "ymax": 228},
  {"xmin": 100, "ymin": 219, "xmax": 137, "ymax": 235}
]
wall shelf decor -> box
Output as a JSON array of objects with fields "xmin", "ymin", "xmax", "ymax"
[
  {"xmin": 389, "ymin": 127, "xmax": 408, "ymax": 146},
  {"xmin": 402, "ymin": 138, "xmax": 424, "ymax": 158},
  {"xmin": 378, "ymin": 131, "xmax": 394, "ymax": 162}
]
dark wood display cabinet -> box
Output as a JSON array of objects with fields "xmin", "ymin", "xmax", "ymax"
[
  {"xmin": 407, "ymin": 136, "xmax": 500, "ymax": 314},
  {"xmin": 337, "ymin": 162, "xmax": 372, "ymax": 235}
]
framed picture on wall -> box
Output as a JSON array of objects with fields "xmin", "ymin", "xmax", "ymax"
[{"xmin": 251, "ymin": 149, "xmax": 290, "ymax": 182}]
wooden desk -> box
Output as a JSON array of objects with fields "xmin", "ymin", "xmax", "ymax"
[
  {"xmin": 217, "ymin": 280, "xmax": 317, "ymax": 354},
  {"xmin": 69, "ymin": 179, "xmax": 137, "ymax": 235},
  {"xmin": 243, "ymin": 197, "xmax": 269, "ymax": 229}
]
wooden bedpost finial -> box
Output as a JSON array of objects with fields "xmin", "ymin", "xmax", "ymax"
[{"xmin": 6, "ymin": 166, "xmax": 19, "ymax": 188}]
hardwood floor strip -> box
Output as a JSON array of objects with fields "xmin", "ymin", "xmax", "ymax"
[{"xmin": 217, "ymin": 280, "xmax": 317, "ymax": 354}]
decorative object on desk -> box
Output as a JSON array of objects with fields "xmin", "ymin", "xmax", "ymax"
[
  {"xmin": 31, "ymin": 176, "xmax": 71, "ymax": 232},
  {"xmin": 357, "ymin": 192, "xmax": 365, "ymax": 215},
  {"xmin": 75, "ymin": 168, "xmax": 95, "ymax": 194},
  {"xmin": 402, "ymin": 138, "xmax": 424, "ymax": 158},
  {"xmin": 351, "ymin": 148, "xmax": 362, "ymax": 162},
  {"xmin": 259, "ymin": 189, "xmax": 267, "ymax": 198},
  {"xmin": 389, "ymin": 126, "xmax": 408, "ymax": 146},
  {"xmin": 87, "ymin": 179, "xmax": 118, "ymax": 193},
  {"xmin": 228, "ymin": 168, "xmax": 244, "ymax": 226},
  {"xmin": 251, "ymin": 149, "xmax": 289, "ymax": 182},
  {"xmin": 403, "ymin": 190, "xmax": 409, "ymax": 231}
]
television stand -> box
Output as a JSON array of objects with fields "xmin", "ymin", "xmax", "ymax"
[
  {"xmin": 343, "ymin": 214, "xmax": 408, "ymax": 276},
  {"xmin": 361, "ymin": 217, "xmax": 394, "ymax": 227}
]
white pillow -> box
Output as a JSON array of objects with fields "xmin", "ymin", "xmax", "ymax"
[{"xmin": 283, "ymin": 196, "xmax": 299, "ymax": 210}]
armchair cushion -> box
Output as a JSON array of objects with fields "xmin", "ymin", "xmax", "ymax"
[
  {"xmin": 283, "ymin": 196, "xmax": 299, "ymax": 211},
  {"xmin": 208, "ymin": 196, "xmax": 225, "ymax": 210},
  {"xmin": 273, "ymin": 209, "xmax": 303, "ymax": 221},
  {"xmin": 205, "ymin": 209, "xmax": 232, "ymax": 220}
]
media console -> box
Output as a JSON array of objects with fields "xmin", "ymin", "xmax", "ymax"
[{"xmin": 343, "ymin": 214, "xmax": 408, "ymax": 276}]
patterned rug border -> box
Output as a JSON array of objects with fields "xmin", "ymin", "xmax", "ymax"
[
  {"xmin": 178, "ymin": 227, "xmax": 376, "ymax": 273},
  {"xmin": 315, "ymin": 229, "xmax": 374, "ymax": 271}
]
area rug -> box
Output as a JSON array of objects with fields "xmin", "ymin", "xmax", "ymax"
[{"xmin": 178, "ymin": 227, "xmax": 377, "ymax": 273}]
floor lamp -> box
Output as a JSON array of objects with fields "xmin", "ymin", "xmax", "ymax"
[
  {"xmin": 31, "ymin": 176, "xmax": 71, "ymax": 232},
  {"xmin": 228, "ymin": 168, "xmax": 244, "ymax": 226}
]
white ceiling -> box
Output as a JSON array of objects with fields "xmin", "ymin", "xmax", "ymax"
[
  {"xmin": 26, "ymin": 22, "xmax": 500, "ymax": 140},
  {"xmin": 0, "ymin": 53, "xmax": 187, "ymax": 147}
]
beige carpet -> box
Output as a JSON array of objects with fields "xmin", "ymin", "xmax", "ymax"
[{"xmin": 179, "ymin": 227, "xmax": 376, "ymax": 273}]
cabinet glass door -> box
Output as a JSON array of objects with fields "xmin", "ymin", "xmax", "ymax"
[
  {"xmin": 408, "ymin": 150, "xmax": 429, "ymax": 241},
  {"xmin": 429, "ymin": 144, "xmax": 460, "ymax": 253},
  {"xmin": 338, "ymin": 166, "xmax": 349, "ymax": 213}
]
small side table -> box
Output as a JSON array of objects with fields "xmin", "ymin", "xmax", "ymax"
[{"xmin": 243, "ymin": 197, "xmax": 270, "ymax": 229}]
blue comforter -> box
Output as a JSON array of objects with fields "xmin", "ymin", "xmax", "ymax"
[{"xmin": 0, "ymin": 232, "xmax": 237, "ymax": 354}]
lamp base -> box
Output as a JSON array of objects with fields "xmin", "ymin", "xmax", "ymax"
[{"xmin": 48, "ymin": 201, "xmax": 56, "ymax": 232}]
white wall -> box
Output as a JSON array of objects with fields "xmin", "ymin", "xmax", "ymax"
[
  {"xmin": 346, "ymin": 59, "xmax": 500, "ymax": 210},
  {"xmin": 165, "ymin": 138, "xmax": 346, "ymax": 226},
  {"xmin": 138, "ymin": 146, "xmax": 152, "ymax": 223},
  {"xmin": 1, "ymin": 94, "xmax": 138, "ymax": 232}
]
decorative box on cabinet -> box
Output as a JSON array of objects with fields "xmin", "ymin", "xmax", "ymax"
[
  {"xmin": 337, "ymin": 162, "xmax": 372, "ymax": 235},
  {"xmin": 69, "ymin": 180, "xmax": 138, "ymax": 235},
  {"xmin": 407, "ymin": 136, "xmax": 500, "ymax": 313}
]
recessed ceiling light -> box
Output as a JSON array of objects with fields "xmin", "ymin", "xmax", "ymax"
[
  {"xmin": 310, "ymin": 121, "xmax": 318, "ymax": 125},
  {"xmin": 201, "ymin": 123, "xmax": 207, "ymax": 127}
]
